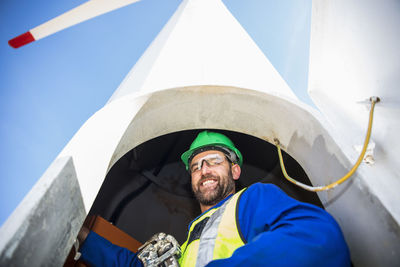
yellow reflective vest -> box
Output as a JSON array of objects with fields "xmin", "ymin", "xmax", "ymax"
[{"xmin": 179, "ymin": 188, "xmax": 247, "ymax": 267}]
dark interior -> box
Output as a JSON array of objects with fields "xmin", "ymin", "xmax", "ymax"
[{"xmin": 89, "ymin": 129, "xmax": 323, "ymax": 244}]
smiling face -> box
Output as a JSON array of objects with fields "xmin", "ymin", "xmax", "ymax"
[{"xmin": 190, "ymin": 150, "xmax": 241, "ymax": 212}]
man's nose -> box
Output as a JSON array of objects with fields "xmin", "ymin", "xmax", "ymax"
[{"xmin": 200, "ymin": 161, "xmax": 211, "ymax": 174}]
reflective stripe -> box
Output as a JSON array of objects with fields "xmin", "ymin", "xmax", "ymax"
[
  {"xmin": 196, "ymin": 199, "xmax": 230, "ymax": 267},
  {"xmin": 212, "ymin": 189, "xmax": 246, "ymax": 259}
]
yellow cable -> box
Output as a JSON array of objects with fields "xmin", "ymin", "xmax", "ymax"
[{"xmin": 275, "ymin": 97, "xmax": 379, "ymax": 192}]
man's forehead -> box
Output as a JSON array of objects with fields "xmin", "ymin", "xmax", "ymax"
[{"xmin": 191, "ymin": 150, "xmax": 225, "ymax": 163}]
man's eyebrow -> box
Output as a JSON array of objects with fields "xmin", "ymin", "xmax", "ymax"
[{"xmin": 189, "ymin": 161, "xmax": 198, "ymax": 169}]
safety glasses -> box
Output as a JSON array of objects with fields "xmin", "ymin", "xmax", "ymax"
[{"xmin": 190, "ymin": 154, "xmax": 226, "ymax": 173}]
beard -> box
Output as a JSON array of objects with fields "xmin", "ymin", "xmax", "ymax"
[{"xmin": 192, "ymin": 169, "xmax": 236, "ymax": 207}]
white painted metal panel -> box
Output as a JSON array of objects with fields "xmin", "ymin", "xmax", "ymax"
[
  {"xmin": 109, "ymin": 0, "xmax": 297, "ymax": 102},
  {"xmin": 309, "ymin": 1, "xmax": 400, "ymax": 265},
  {"xmin": 309, "ymin": 0, "xmax": 400, "ymax": 219}
]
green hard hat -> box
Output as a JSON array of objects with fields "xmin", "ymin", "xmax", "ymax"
[{"xmin": 181, "ymin": 130, "xmax": 243, "ymax": 170}]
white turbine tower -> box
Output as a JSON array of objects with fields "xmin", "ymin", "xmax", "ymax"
[{"xmin": 1, "ymin": 0, "xmax": 400, "ymax": 266}]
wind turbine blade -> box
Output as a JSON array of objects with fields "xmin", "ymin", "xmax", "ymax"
[{"xmin": 8, "ymin": 0, "xmax": 142, "ymax": 48}]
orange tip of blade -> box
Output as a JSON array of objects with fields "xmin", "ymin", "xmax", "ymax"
[{"xmin": 8, "ymin": 32, "xmax": 35, "ymax": 48}]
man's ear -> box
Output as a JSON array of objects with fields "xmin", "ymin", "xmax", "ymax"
[{"xmin": 231, "ymin": 164, "xmax": 241, "ymax": 181}]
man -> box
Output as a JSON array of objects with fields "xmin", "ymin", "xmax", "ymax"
[{"xmin": 78, "ymin": 130, "xmax": 351, "ymax": 266}]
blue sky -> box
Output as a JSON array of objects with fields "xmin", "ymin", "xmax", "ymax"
[{"xmin": 0, "ymin": 0, "xmax": 312, "ymax": 226}]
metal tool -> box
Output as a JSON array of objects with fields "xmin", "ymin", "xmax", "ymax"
[{"xmin": 137, "ymin": 232, "xmax": 181, "ymax": 267}]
